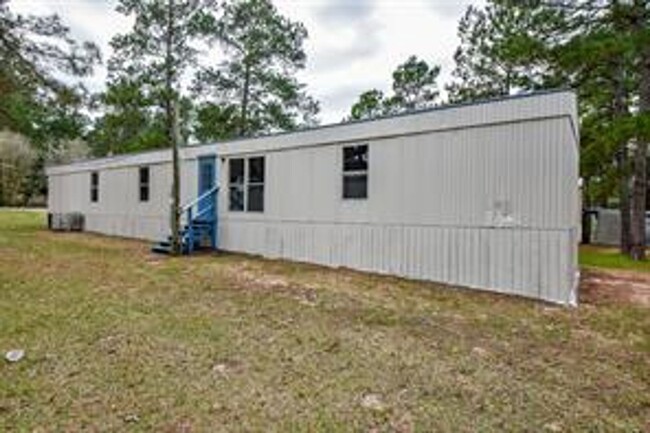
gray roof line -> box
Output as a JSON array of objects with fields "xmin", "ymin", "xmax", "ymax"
[
  {"xmin": 223, "ymin": 88, "xmax": 575, "ymax": 142},
  {"xmin": 47, "ymin": 88, "xmax": 574, "ymax": 169}
]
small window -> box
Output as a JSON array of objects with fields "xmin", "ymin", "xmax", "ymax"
[
  {"xmin": 247, "ymin": 157, "xmax": 264, "ymax": 212},
  {"xmin": 343, "ymin": 145, "xmax": 368, "ymax": 199},
  {"xmin": 139, "ymin": 166, "xmax": 150, "ymax": 202},
  {"xmin": 229, "ymin": 158, "xmax": 245, "ymax": 211},
  {"xmin": 90, "ymin": 171, "xmax": 99, "ymax": 202}
]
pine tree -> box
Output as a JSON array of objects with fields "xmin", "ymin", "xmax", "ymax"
[
  {"xmin": 385, "ymin": 55, "xmax": 440, "ymax": 113},
  {"xmin": 448, "ymin": 4, "xmax": 522, "ymax": 102},
  {"xmin": 347, "ymin": 56, "xmax": 441, "ymax": 120},
  {"xmin": 193, "ymin": 103, "xmax": 240, "ymax": 142},
  {"xmin": 0, "ymin": 0, "xmax": 100, "ymax": 203},
  {"xmin": 194, "ymin": 0, "xmax": 318, "ymax": 139},
  {"xmin": 555, "ymin": 0, "xmax": 637, "ymax": 253},
  {"xmin": 348, "ymin": 90, "xmax": 387, "ymax": 121},
  {"xmin": 629, "ymin": 0, "xmax": 650, "ymax": 259},
  {"xmin": 88, "ymin": 79, "xmax": 167, "ymax": 156},
  {"xmin": 0, "ymin": 0, "xmax": 99, "ymax": 109},
  {"xmin": 110, "ymin": 0, "xmax": 215, "ymax": 254},
  {"xmin": 546, "ymin": 0, "xmax": 648, "ymax": 258}
]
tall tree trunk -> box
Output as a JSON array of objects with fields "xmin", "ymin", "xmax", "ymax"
[
  {"xmin": 240, "ymin": 62, "xmax": 251, "ymax": 136},
  {"xmin": 166, "ymin": 0, "xmax": 181, "ymax": 256},
  {"xmin": 613, "ymin": 59, "xmax": 631, "ymax": 253},
  {"xmin": 629, "ymin": 0, "xmax": 650, "ymax": 260},
  {"xmin": 619, "ymin": 151, "xmax": 632, "ymax": 253},
  {"xmin": 630, "ymin": 138, "xmax": 647, "ymax": 260},
  {"xmin": 582, "ymin": 178, "xmax": 592, "ymax": 244}
]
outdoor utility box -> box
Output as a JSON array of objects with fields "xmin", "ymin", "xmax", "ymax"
[{"xmin": 49, "ymin": 212, "xmax": 85, "ymax": 231}]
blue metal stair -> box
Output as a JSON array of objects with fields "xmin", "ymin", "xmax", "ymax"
[{"xmin": 152, "ymin": 185, "xmax": 218, "ymax": 255}]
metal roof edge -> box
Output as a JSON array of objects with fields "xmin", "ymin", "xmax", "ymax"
[{"xmin": 46, "ymin": 88, "xmax": 576, "ymax": 175}]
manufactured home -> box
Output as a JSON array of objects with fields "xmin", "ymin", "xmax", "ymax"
[{"xmin": 47, "ymin": 90, "xmax": 580, "ymax": 305}]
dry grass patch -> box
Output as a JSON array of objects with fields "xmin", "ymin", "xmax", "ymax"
[{"xmin": 1, "ymin": 211, "xmax": 649, "ymax": 432}]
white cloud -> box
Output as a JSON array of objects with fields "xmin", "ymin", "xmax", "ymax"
[
  {"xmin": 314, "ymin": 0, "xmax": 375, "ymax": 23},
  {"xmin": 9, "ymin": 0, "xmax": 481, "ymax": 124},
  {"xmin": 426, "ymin": 0, "xmax": 476, "ymax": 19},
  {"xmin": 276, "ymin": 0, "xmax": 480, "ymax": 122}
]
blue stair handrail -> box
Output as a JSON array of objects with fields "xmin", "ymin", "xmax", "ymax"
[{"xmin": 181, "ymin": 184, "xmax": 219, "ymax": 252}]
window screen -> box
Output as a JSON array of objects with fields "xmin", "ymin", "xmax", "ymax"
[
  {"xmin": 229, "ymin": 158, "xmax": 245, "ymax": 211},
  {"xmin": 247, "ymin": 157, "xmax": 264, "ymax": 212},
  {"xmin": 90, "ymin": 171, "xmax": 99, "ymax": 202},
  {"xmin": 343, "ymin": 174, "xmax": 367, "ymax": 199},
  {"xmin": 228, "ymin": 156, "xmax": 265, "ymax": 212},
  {"xmin": 139, "ymin": 166, "xmax": 150, "ymax": 202},
  {"xmin": 343, "ymin": 145, "xmax": 368, "ymax": 199}
]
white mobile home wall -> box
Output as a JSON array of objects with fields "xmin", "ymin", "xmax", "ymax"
[
  {"xmin": 47, "ymin": 91, "xmax": 580, "ymax": 305},
  {"xmin": 48, "ymin": 151, "xmax": 199, "ymax": 241}
]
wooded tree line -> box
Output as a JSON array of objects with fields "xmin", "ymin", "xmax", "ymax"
[
  {"xmin": 1, "ymin": 0, "xmax": 649, "ymax": 259},
  {"xmin": 0, "ymin": 0, "xmax": 316, "ymax": 207}
]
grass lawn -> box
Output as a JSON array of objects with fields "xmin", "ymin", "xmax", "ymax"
[
  {"xmin": 1, "ymin": 211, "xmax": 649, "ymax": 432},
  {"xmin": 580, "ymin": 244, "xmax": 650, "ymax": 272}
]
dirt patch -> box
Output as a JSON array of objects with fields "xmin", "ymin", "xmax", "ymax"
[
  {"xmin": 221, "ymin": 262, "xmax": 321, "ymax": 307},
  {"xmin": 581, "ymin": 268, "xmax": 650, "ymax": 307},
  {"xmin": 225, "ymin": 262, "xmax": 291, "ymax": 291}
]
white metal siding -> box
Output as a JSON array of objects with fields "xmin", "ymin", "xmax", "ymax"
[
  {"xmin": 218, "ymin": 118, "xmax": 576, "ymax": 229},
  {"xmin": 217, "ymin": 116, "xmax": 578, "ymax": 304},
  {"xmin": 48, "ymin": 160, "xmax": 197, "ymax": 241}
]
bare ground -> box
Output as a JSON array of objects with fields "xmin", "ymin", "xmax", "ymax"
[{"xmin": 581, "ymin": 268, "xmax": 650, "ymax": 307}]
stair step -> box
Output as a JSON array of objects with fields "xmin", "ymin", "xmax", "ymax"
[
  {"xmin": 184, "ymin": 224, "xmax": 212, "ymax": 231},
  {"xmin": 151, "ymin": 243, "xmax": 172, "ymax": 254},
  {"xmin": 153, "ymin": 217, "xmax": 215, "ymax": 255},
  {"xmin": 152, "ymin": 242, "xmax": 194, "ymax": 255}
]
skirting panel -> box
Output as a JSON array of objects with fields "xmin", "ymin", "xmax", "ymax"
[
  {"xmin": 219, "ymin": 219, "xmax": 577, "ymax": 305},
  {"xmin": 85, "ymin": 214, "xmax": 169, "ymax": 241}
]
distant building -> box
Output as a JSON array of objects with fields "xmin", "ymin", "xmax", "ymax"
[{"xmin": 586, "ymin": 207, "xmax": 650, "ymax": 246}]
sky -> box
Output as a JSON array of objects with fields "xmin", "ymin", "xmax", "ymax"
[{"xmin": 10, "ymin": 0, "xmax": 480, "ymax": 124}]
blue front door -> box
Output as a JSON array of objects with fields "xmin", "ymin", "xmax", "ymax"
[{"xmin": 198, "ymin": 156, "xmax": 216, "ymax": 217}]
